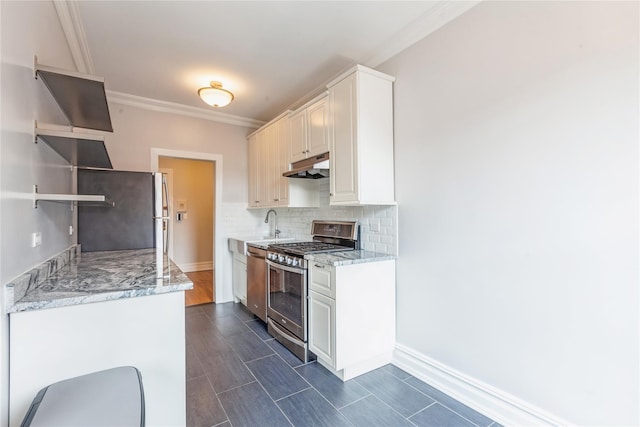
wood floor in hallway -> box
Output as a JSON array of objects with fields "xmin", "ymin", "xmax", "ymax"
[{"xmin": 184, "ymin": 270, "xmax": 214, "ymax": 306}]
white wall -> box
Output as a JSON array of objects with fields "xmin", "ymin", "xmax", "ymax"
[
  {"xmin": 105, "ymin": 103, "xmax": 250, "ymax": 202},
  {"xmin": 379, "ymin": 1, "xmax": 638, "ymax": 424},
  {"xmin": 1, "ymin": 2, "xmax": 79, "ymax": 426}
]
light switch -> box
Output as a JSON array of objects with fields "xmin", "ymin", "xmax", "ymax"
[
  {"xmin": 32, "ymin": 232, "xmax": 42, "ymax": 247},
  {"xmin": 176, "ymin": 199, "xmax": 187, "ymax": 212}
]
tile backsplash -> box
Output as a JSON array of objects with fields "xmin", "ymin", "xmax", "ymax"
[{"xmin": 222, "ymin": 180, "xmax": 397, "ymax": 255}]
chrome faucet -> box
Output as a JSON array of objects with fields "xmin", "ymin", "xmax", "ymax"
[{"xmin": 264, "ymin": 209, "xmax": 280, "ymax": 238}]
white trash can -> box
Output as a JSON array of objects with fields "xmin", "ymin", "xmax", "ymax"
[{"xmin": 21, "ymin": 366, "xmax": 145, "ymax": 427}]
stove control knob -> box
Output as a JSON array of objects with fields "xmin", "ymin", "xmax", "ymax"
[
  {"xmin": 278, "ymin": 255, "xmax": 285, "ymax": 263},
  {"xmin": 286, "ymin": 257, "xmax": 293, "ymax": 265},
  {"xmin": 291, "ymin": 258, "xmax": 299, "ymax": 267}
]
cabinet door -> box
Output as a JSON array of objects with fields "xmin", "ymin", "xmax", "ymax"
[
  {"xmin": 276, "ymin": 116, "xmax": 290, "ymax": 206},
  {"xmin": 329, "ymin": 74, "xmax": 358, "ymax": 204},
  {"xmin": 256, "ymin": 130, "xmax": 268, "ymax": 207},
  {"xmin": 306, "ymin": 97, "xmax": 329, "ymax": 157},
  {"xmin": 265, "ymin": 123, "xmax": 279, "ymax": 205},
  {"xmin": 248, "ymin": 134, "xmax": 260, "ymax": 207},
  {"xmin": 309, "ymin": 290, "xmax": 335, "ymax": 367},
  {"xmin": 232, "ymin": 253, "xmax": 247, "ymax": 305},
  {"xmin": 289, "ymin": 109, "xmax": 307, "ymax": 163}
]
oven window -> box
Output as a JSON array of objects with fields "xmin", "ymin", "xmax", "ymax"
[{"xmin": 268, "ymin": 265, "xmax": 304, "ymax": 326}]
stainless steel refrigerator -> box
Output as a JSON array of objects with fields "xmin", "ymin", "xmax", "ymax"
[{"xmin": 77, "ymin": 169, "xmax": 169, "ymax": 277}]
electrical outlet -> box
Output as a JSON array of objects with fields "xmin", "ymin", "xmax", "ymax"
[
  {"xmin": 31, "ymin": 232, "xmax": 42, "ymax": 247},
  {"xmin": 69, "ymin": 225, "xmax": 74, "ymax": 236},
  {"xmin": 368, "ymin": 221, "xmax": 380, "ymax": 233}
]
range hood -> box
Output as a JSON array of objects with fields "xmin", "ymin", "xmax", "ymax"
[{"xmin": 283, "ymin": 152, "xmax": 330, "ymax": 179}]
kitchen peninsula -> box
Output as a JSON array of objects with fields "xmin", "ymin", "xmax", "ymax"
[{"xmin": 5, "ymin": 246, "xmax": 192, "ymax": 426}]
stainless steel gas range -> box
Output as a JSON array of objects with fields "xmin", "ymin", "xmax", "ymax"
[{"xmin": 265, "ymin": 220, "xmax": 359, "ymax": 362}]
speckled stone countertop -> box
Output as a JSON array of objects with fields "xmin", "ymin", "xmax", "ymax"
[
  {"xmin": 245, "ymin": 239, "xmax": 299, "ymax": 251},
  {"xmin": 230, "ymin": 236, "xmax": 295, "ymax": 253},
  {"xmin": 245, "ymin": 241, "xmax": 272, "ymax": 250},
  {"xmin": 5, "ymin": 246, "xmax": 192, "ymax": 313},
  {"xmin": 305, "ymin": 250, "xmax": 396, "ymax": 267}
]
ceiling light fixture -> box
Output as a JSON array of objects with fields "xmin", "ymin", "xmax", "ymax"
[{"xmin": 198, "ymin": 81, "xmax": 234, "ymax": 108}]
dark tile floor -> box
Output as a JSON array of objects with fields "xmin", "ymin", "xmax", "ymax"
[{"xmin": 186, "ymin": 302, "xmax": 501, "ymax": 427}]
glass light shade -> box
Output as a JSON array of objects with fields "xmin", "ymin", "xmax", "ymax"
[{"xmin": 198, "ymin": 81, "xmax": 234, "ymax": 107}]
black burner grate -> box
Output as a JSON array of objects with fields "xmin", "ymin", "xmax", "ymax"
[{"xmin": 268, "ymin": 241, "xmax": 352, "ymax": 256}]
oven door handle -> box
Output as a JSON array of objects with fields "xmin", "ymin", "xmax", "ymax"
[
  {"xmin": 267, "ymin": 318, "xmax": 306, "ymax": 347},
  {"xmin": 266, "ymin": 259, "xmax": 305, "ymax": 274}
]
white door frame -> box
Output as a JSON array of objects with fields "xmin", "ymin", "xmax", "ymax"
[{"xmin": 151, "ymin": 148, "xmax": 227, "ymax": 302}]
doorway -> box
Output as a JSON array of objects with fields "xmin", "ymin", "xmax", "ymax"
[
  {"xmin": 159, "ymin": 157, "xmax": 215, "ymax": 306},
  {"xmin": 151, "ymin": 149, "xmax": 224, "ymax": 306}
]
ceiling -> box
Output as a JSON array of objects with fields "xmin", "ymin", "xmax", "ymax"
[{"xmin": 68, "ymin": 1, "xmax": 477, "ymax": 126}]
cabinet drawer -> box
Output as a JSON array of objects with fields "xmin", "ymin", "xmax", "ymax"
[{"xmin": 309, "ymin": 263, "xmax": 334, "ymax": 298}]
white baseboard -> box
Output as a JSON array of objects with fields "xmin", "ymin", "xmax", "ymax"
[
  {"xmin": 178, "ymin": 261, "xmax": 213, "ymax": 273},
  {"xmin": 393, "ymin": 343, "xmax": 570, "ymax": 426}
]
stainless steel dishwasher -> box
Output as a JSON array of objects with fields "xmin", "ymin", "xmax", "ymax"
[{"xmin": 246, "ymin": 244, "xmax": 267, "ymax": 322}]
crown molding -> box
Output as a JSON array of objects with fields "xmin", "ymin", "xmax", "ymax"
[
  {"xmin": 53, "ymin": 0, "xmax": 94, "ymax": 74},
  {"xmin": 363, "ymin": 0, "xmax": 482, "ymax": 68},
  {"xmin": 54, "ymin": 0, "xmax": 262, "ymax": 129},
  {"xmin": 54, "ymin": 0, "xmax": 478, "ymax": 129},
  {"xmin": 107, "ymin": 91, "xmax": 265, "ymax": 129},
  {"xmin": 285, "ymin": 1, "xmax": 481, "ymax": 114}
]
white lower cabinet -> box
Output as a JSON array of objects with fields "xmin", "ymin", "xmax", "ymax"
[
  {"xmin": 308, "ymin": 259, "xmax": 396, "ymax": 381},
  {"xmin": 9, "ymin": 292, "xmax": 186, "ymax": 427},
  {"xmin": 232, "ymin": 252, "xmax": 247, "ymax": 305}
]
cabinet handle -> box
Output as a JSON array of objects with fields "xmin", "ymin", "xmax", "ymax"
[
  {"xmin": 329, "ymin": 193, "xmax": 333, "ymax": 197},
  {"xmin": 273, "ymin": 198, "xmax": 279, "ymax": 202},
  {"xmin": 255, "ymin": 201, "xmax": 260, "ymax": 204},
  {"xmin": 314, "ymin": 263, "xmax": 325, "ymax": 269}
]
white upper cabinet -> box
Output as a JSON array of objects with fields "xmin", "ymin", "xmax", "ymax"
[
  {"xmin": 327, "ymin": 65, "xmax": 396, "ymax": 206},
  {"xmin": 249, "ymin": 64, "xmax": 394, "ymax": 209},
  {"xmin": 306, "ymin": 96, "xmax": 329, "ymax": 157},
  {"xmin": 289, "ymin": 93, "xmax": 329, "ymax": 164},
  {"xmin": 289, "ymin": 108, "xmax": 307, "ymax": 163},
  {"xmin": 248, "ymin": 132, "xmax": 266, "ymax": 208},
  {"xmin": 275, "ymin": 117, "xmax": 290, "ymax": 206},
  {"xmin": 248, "ymin": 113, "xmax": 318, "ymax": 209}
]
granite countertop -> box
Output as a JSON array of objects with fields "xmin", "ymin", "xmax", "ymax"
[
  {"xmin": 245, "ymin": 241, "xmax": 272, "ymax": 250},
  {"xmin": 305, "ymin": 250, "xmax": 396, "ymax": 267},
  {"xmin": 5, "ymin": 246, "xmax": 192, "ymax": 313},
  {"xmin": 229, "ymin": 236, "xmax": 295, "ymax": 253}
]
